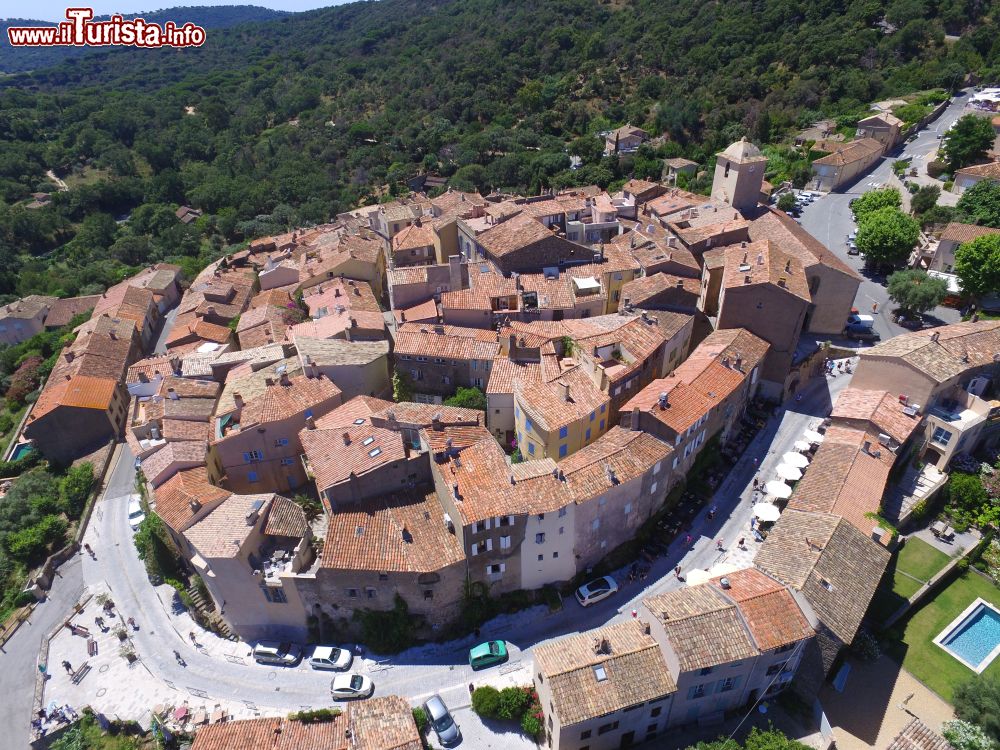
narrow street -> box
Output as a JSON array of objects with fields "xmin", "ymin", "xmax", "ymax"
[{"xmin": 797, "ymin": 93, "xmax": 969, "ymax": 343}]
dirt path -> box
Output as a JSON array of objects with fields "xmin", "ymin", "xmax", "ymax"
[{"xmin": 46, "ymin": 169, "xmax": 68, "ymax": 191}]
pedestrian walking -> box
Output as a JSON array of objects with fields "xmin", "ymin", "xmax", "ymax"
[
  {"xmin": 738, "ymin": 537, "xmax": 746, "ymax": 550},
  {"xmin": 674, "ymin": 566, "xmax": 681, "ymax": 579},
  {"xmin": 716, "ymin": 538, "xmax": 724, "ymax": 551},
  {"xmin": 872, "ymin": 302, "xmax": 878, "ymax": 313},
  {"xmin": 62, "ymin": 661, "xmax": 72, "ymax": 673},
  {"xmin": 684, "ymin": 534, "xmax": 692, "ymax": 547},
  {"xmin": 752, "ymin": 457, "xmax": 759, "ymax": 469},
  {"xmin": 752, "ymin": 477, "xmax": 759, "ymax": 490},
  {"xmin": 189, "ymin": 631, "xmax": 197, "ymax": 645},
  {"xmin": 707, "ymin": 505, "xmax": 717, "ymax": 520}
]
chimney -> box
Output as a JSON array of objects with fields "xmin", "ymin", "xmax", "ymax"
[
  {"xmin": 189, "ymin": 499, "xmax": 202, "ymax": 513},
  {"xmin": 720, "ymin": 577, "xmax": 731, "ymax": 589},
  {"xmin": 109, "ymin": 329, "xmax": 116, "ymax": 340},
  {"xmin": 676, "ymin": 278, "xmax": 684, "ymax": 289},
  {"xmin": 508, "ymin": 333, "xmax": 518, "ymax": 360},
  {"xmin": 658, "ymin": 392, "xmax": 668, "ymax": 409},
  {"xmin": 559, "ymin": 381, "xmax": 570, "ymax": 402},
  {"xmin": 354, "ymin": 286, "xmax": 360, "ymax": 296},
  {"xmin": 265, "ymin": 377, "xmax": 275, "ymax": 386},
  {"xmin": 784, "ymin": 259, "xmax": 792, "ymax": 273},
  {"xmin": 448, "ymin": 254, "xmax": 463, "ymax": 291},
  {"xmin": 432, "ymin": 412, "xmax": 443, "ymax": 430},
  {"xmin": 167, "ymin": 388, "xmax": 178, "ymax": 400},
  {"xmin": 433, "ymin": 325, "xmax": 445, "ymax": 335},
  {"xmin": 343, "ymin": 432, "xmax": 351, "ymax": 446},
  {"xmin": 931, "ymin": 331, "xmax": 940, "ymax": 343},
  {"xmin": 722, "ymin": 356, "xmax": 730, "ymax": 368},
  {"xmin": 630, "ymin": 407, "xmax": 641, "ymax": 431},
  {"xmin": 335, "ymin": 287, "xmax": 341, "ymax": 297},
  {"xmin": 734, "ymin": 356, "xmax": 743, "ymax": 371},
  {"xmin": 756, "ymin": 253, "xmax": 764, "ymax": 265},
  {"xmin": 234, "ymin": 392, "xmax": 244, "ymax": 408},
  {"xmin": 65, "ymin": 350, "xmax": 75, "ymax": 363}
]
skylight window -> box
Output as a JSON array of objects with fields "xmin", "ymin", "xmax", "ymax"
[
  {"xmin": 368, "ymin": 447, "xmax": 382, "ymax": 457},
  {"xmin": 593, "ymin": 665, "xmax": 608, "ymax": 682},
  {"xmin": 363, "ymin": 436, "xmax": 375, "ymax": 446},
  {"xmin": 354, "ymin": 418, "xmax": 366, "ymax": 425}
]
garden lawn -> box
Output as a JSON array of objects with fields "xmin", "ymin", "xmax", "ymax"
[
  {"xmin": 885, "ymin": 570, "xmax": 1000, "ymax": 702},
  {"xmin": 896, "ymin": 538, "xmax": 951, "ymax": 582}
]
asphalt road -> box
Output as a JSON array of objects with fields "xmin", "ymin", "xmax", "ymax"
[
  {"xmin": 0, "ymin": 555, "xmax": 84, "ymax": 748},
  {"xmin": 797, "ymin": 93, "xmax": 970, "ymax": 343}
]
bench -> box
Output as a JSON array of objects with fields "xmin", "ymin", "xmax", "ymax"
[
  {"xmin": 87, "ymin": 637, "xmax": 98, "ymax": 657},
  {"xmin": 70, "ymin": 661, "xmax": 91, "ymax": 685}
]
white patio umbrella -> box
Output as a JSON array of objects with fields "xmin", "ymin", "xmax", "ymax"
[
  {"xmin": 793, "ymin": 440, "xmax": 812, "ymax": 452},
  {"xmin": 775, "ymin": 463, "xmax": 803, "ymax": 481},
  {"xmin": 754, "ymin": 504, "xmax": 781, "ymax": 522},
  {"xmin": 782, "ymin": 452, "xmax": 810, "ymax": 468},
  {"xmin": 764, "ymin": 481, "xmax": 792, "ymax": 499},
  {"xmin": 803, "ymin": 430, "xmax": 825, "ymax": 444},
  {"xmin": 708, "ymin": 562, "xmax": 741, "ymax": 577},
  {"xmin": 685, "ymin": 569, "xmax": 713, "ymax": 586}
]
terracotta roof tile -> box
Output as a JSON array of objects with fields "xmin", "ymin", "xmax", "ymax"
[
  {"xmin": 44, "ymin": 295, "xmax": 100, "ymax": 328},
  {"xmin": 224, "ymin": 374, "xmax": 341, "ymax": 432},
  {"xmin": 811, "ymin": 137, "xmax": 884, "ymax": 167},
  {"xmin": 312, "ymin": 395, "xmax": 394, "ymax": 430},
  {"xmin": 830, "ymin": 388, "xmax": 921, "ymax": 445},
  {"xmin": 718, "ymin": 240, "xmax": 811, "ymax": 303},
  {"xmin": 860, "ymin": 319, "xmax": 1000, "ymax": 383},
  {"xmin": 534, "ymin": 620, "xmax": 676, "ymax": 726},
  {"xmin": 153, "ymin": 466, "xmax": 230, "ymax": 533},
  {"xmin": 955, "ymin": 160, "xmax": 1000, "ymax": 179},
  {"xmin": 939, "ymin": 222, "xmax": 1000, "ymax": 244},
  {"xmin": 621, "ymin": 273, "xmax": 701, "ymax": 309},
  {"xmin": 394, "ymin": 323, "xmax": 499, "ymax": 361},
  {"xmin": 748, "ymin": 208, "xmax": 861, "ymax": 279},
  {"xmin": 477, "ymin": 212, "xmax": 554, "ymax": 257},
  {"xmin": 707, "ymin": 568, "xmax": 814, "ymax": 651},
  {"xmin": 887, "ymin": 719, "xmax": 953, "ymax": 750},
  {"xmin": 320, "ymin": 489, "xmax": 464, "ymax": 572},
  {"xmin": 301, "ymin": 423, "xmax": 407, "ymax": 490}
]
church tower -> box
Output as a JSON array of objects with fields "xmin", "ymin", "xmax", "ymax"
[{"xmin": 711, "ymin": 137, "xmax": 767, "ymax": 213}]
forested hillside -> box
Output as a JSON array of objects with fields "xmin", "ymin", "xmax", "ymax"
[
  {"xmin": 0, "ymin": 6, "xmax": 289, "ymax": 73},
  {"xmin": 1, "ymin": 0, "xmax": 998, "ymax": 299}
]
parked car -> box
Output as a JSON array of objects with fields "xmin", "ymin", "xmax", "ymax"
[
  {"xmin": 127, "ymin": 499, "xmax": 146, "ymax": 531},
  {"xmin": 575, "ymin": 576, "xmax": 619, "ymax": 607},
  {"xmin": 469, "ymin": 640, "xmax": 508, "ymax": 670},
  {"xmin": 423, "ymin": 694, "xmax": 461, "ymax": 745},
  {"xmin": 309, "ymin": 645, "xmax": 353, "ymax": 671},
  {"xmin": 847, "ymin": 240, "xmax": 858, "ymax": 255},
  {"xmin": 252, "ymin": 642, "xmax": 302, "ymax": 666},
  {"xmin": 330, "ymin": 673, "xmax": 374, "ymax": 700}
]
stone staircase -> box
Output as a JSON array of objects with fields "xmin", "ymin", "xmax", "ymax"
[{"xmin": 186, "ymin": 583, "xmax": 235, "ymax": 640}]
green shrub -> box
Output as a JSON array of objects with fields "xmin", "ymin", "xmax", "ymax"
[
  {"xmin": 5, "ymin": 514, "xmax": 67, "ymax": 562},
  {"xmin": 412, "ymin": 707, "xmax": 428, "ymax": 733},
  {"xmin": 0, "ymin": 412, "xmax": 14, "ymax": 435},
  {"xmin": 498, "ymin": 686, "xmax": 530, "ymax": 720},
  {"xmin": 59, "ymin": 463, "xmax": 94, "ymax": 517},
  {"xmin": 353, "ymin": 594, "xmax": 418, "ymax": 653},
  {"xmin": 927, "ymin": 160, "xmax": 947, "ymax": 179},
  {"xmin": 521, "ymin": 712, "xmax": 543, "ymax": 737},
  {"xmin": 958, "ymin": 558, "xmax": 971, "ymax": 573},
  {"xmin": 288, "ymin": 707, "xmax": 342, "ymax": 723},
  {"xmin": 471, "ymin": 686, "xmax": 501, "ymax": 718}
]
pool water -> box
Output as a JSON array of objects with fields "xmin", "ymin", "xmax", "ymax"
[
  {"xmin": 10, "ymin": 442, "xmax": 33, "ymax": 461},
  {"xmin": 940, "ymin": 602, "xmax": 1000, "ymax": 670}
]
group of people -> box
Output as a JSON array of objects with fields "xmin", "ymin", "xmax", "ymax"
[{"xmin": 32, "ymin": 704, "xmax": 79, "ymax": 735}]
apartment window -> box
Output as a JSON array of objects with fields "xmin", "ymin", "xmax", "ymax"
[
  {"xmin": 673, "ymin": 457, "xmax": 679, "ymax": 470},
  {"xmin": 528, "ymin": 443, "xmax": 535, "ymax": 456},
  {"xmin": 653, "ymin": 461, "xmax": 661, "ymax": 475},
  {"xmin": 932, "ymin": 426, "xmax": 953, "ymax": 446},
  {"xmin": 558, "ymin": 526, "xmax": 564, "ymax": 535},
  {"xmin": 485, "ymin": 538, "xmax": 493, "ymax": 552},
  {"xmin": 424, "ymin": 590, "xmax": 433, "ymax": 600},
  {"xmin": 347, "ymin": 588, "xmax": 359, "ymax": 598},
  {"xmin": 651, "ymin": 481, "xmax": 658, "ymax": 495},
  {"xmin": 559, "ymin": 444, "xmax": 568, "ymax": 457},
  {"xmin": 537, "ymin": 554, "xmax": 544, "ymax": 561},
  {"xmin": 553, "ymin": 551, "xmax": 559, "ymax": 558},
  {"xmin": 766, "ymin": 662, "xmax": 788, "ymax": 676},
  {"xmin": 590, "ymin": 411, "xmax": 595, "ymax": 421},
  {"xmin": 600, "ymin": 404, "xmax": 606, "ymax": 413},
  {"xmin": 718, "ymin": 677, "xmax": 737, "ymax": 692},
  {"xmin": 507, "ymin": 515, "xmax": 515, "ymax": 526},
  {"xmin": 558, "ymin": 506, "xmax": 567, "ymax": 518},
  {"xmin": 525, "ymin": 419, "xmax": 533, "ymax": 432},
  {"xmin": 305, "ymin": 409, "xmax": 313, "ymax": 418},
  {"xmin": 700, "ymin": 667, "xmax": 714, "ymax": 676},
  {"xmin": 500, "ymin": 535, "xmax": 511, "ymax": 549},
  {"xmin": 379, "ymin": 573, "xmax": 389, "ymax": 581},
  {"xmin": 598, "ymin": 721, "xmax": 619, "ymax": 736},
  {"xmin": 280, "ymin": 457, "xmax": 295, "ymax": 466},
  {"xmin": 624, "ymin": 503, "xmax": 632, "ymax": 515},
  {"xmin": 650, "ymin": 706, "xmax": 662, "ymax": 718},
  {"xmin": 536, "ymin": 533, "xmax": 545, "ymax": 544},
  {"xmin": 366, "ymin": 588, "xmax": 377, "ymax": 599},
  {"xmin": 592, "ymin": 518, "xmax": 600, "ymax": 530},
  {"xmin": 273, "ymin": 438, "xmax": 289, "ymax": 447},
  {"xmin": 487, "ymin": 563, "xmax": 505, "ymax": 575},
  {"xmin": 687, "ymin": 684, "xmax": 707, "ymax": 699},
  {"xmin": 600, "ymin": 420, "xmax": 605, "ymax": 430},
  {"xmin": 248, "ymin": 471, "xmax": 259, "ymax": 483},
  {"xmin": 559, "ymin": 426, "xmax": 568, "ymax": 439},
  {"xmin": 242, "ymin": 450, "xmax": 264, "ymax": 463},
  {"xmin": 585, "ymin": 428, "xmax": 592, "ymax": 441},
  {"xmin": 599, "ymin": 497, "xmax": 607, "ymax": 507},
  {"xmin": 580, "ymin": 730, "xmax": 592, "ymax": 740},
  {"xmin": 647, "ymin": 723, "xmax": 658, "ymax": 735},
  {"xmin": 471, "ymin": 543, "xmax": 479, "ymax": 556}
]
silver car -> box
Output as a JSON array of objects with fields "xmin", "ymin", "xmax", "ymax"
[{"xmin": 423, "ymin": 694, "xmax": 461, "ymax": 745}]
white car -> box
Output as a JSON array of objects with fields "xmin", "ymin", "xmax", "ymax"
[
  {"xmin": 309, "ymin": 645, "xmax": 353, "ymax": 671},
  {"xmin": 127, "ymin": 499, "xmax": 146, "ymax": 531},
  {"xmin": 252, "ymin": 641, "xmax": 302, "ymax": 666},
  {"xmin": 575, "ymin": 576, "xmax": 619, "ymax": 607},
  {"xmin": 331, "ymin": 673, "xmax": 374, "ymax": 700}
]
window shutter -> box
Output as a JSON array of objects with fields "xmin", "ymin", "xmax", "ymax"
[
  {"xmin": 486, "ymin": 538, "xmax": 493, "ymax": 552},
  {"xmin": 507, "ymin": 515, "xmax": 515, "ymax": 526},
  {"xmin": 485, "ymin": 517, "xmax": 492, "ymax": 530},
  {"xmin": 499, "ymin": 563, "xmax": 506, "ymax": 573},
  {"xmin": 471, "ymin": 543, "xmax": 478, "ymax": 556}
]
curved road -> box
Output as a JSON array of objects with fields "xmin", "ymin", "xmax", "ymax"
[{"xmin": 80, "ymin": 368, "xmax": 855, "ymax": 716}]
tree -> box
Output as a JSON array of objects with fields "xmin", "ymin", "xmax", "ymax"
[
  {"xmin": 942, "ymin": 720, "xmax": 997, "ymax": 750},
  {"xmin": 497, "ymin": 686, "xmax": 530, "ymax": 720},
  {"xmin": 293, "ymin": 493, "xmax": 323, "ymax": 524},
  {"xmin": 851, "ymin": 188, "xmax": 902, "ymax": 219},
  {"xmin": 59, "ymin": 463, "xmax": 94, "ymax": 517},
  {"xmin": 910, "ymin": 185, "xmax": 941, "ymax": 215},
  {"xmin": 855, "ymin": 208, "xmax": 920, "ymax": 267},
  {"xmin": 444, "ymin": 386, "xmax": 486, "ymax": 411},
  {"xmin": 942, "ymin": 115, "xmax": 996, "ymax": 171},
  {"xmin": 777, "ymin": 193, "xmax": 797, "ymax": 212},
  {"xmin": 954, "ymin": 675, "xmax": 1000, "ymax": 744},
  {"xmin": 471, "ymin": 686, "xmax": 501, "ymax": 718},
  {"xmin": 392, "ymin": 368, "xmax": 413, "ymax": 402},
  {"xmin": 957, "ymin": 181, "xmax": 1000, "ymax": 228},
  {"xmin": 954, "ymin": 234, "xmax": 1000, "ymax": 299},
  {"xmin": 887, "ymin": 269, "xmax": 948, "ymax": 315}
]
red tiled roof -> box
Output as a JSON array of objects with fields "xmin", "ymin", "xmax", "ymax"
[{"xmin": 153, "ymin": 466, "xmax": 230, "ymax": 533}]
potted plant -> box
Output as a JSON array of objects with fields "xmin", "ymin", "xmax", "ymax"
[
  {"xmin": 119, "ymin": 644, "xmax": 137, "ymax": 663},
  {"xmin": 113, "ymin": 624, "xmax": 128, "ymax": 642}
]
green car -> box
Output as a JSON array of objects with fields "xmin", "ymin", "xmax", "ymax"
[{"xmin": 469, "ymin": 640, "xmax": 508, "ymax": 670}]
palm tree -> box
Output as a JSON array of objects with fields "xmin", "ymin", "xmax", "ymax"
[{"xmin": 293, "ymin": 493, "xmax": 323, "ymax": 524}]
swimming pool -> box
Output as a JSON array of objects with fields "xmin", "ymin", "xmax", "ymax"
[
  {"xmin": 934, "ymin": 598, "xmax": 1000, "ymax": 673},
  {"xmin": 10, "ymin": 442, "xmax": 34, "ymax": 461}
]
